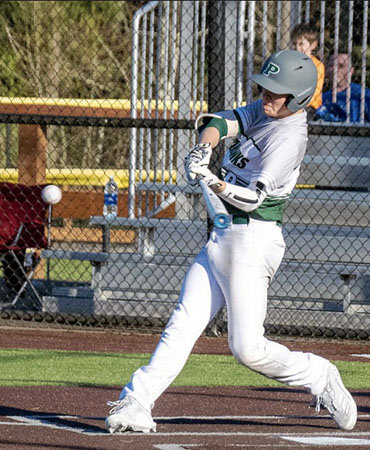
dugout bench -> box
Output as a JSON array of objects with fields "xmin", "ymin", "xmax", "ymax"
[
  {"xmin": 42, "ymin": 189, "xmax": 370, "ymax": 323},
  {"xmin": 42, "ymin": 215, "xmax": 208, "ymax": 316}
]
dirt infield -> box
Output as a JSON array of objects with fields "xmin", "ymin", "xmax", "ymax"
[
  {"xmin": 2, "ymin": 326, "xmax": 370, "ymax": 360},
  {"xmin": 1, "ymin": 327, "xmax": 370, "ymax": 449}
]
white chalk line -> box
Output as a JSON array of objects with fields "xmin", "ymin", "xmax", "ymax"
[
  {"xmin": 4, "ymin": 413, "xmax": 370, "ymax": 421},
  {"xmin": 1, "ymin": 414, "xmax": 370, "ymax": 437},
  {"xmin": 351, "ymin": 354, "xmax": 370, "ymax": 359}
]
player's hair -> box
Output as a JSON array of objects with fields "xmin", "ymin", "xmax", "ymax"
[{"xmin": 290, "ymin": 22, "xmax": 319, "ymax": 45}]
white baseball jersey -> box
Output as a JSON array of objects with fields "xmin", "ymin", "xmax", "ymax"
[{"xmin": 219, "ymin": 99, "xmax": 308, "ymax": 223}]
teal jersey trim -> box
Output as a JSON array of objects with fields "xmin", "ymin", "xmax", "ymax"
[
  {"xmin": 220, "ymin": 195, "xmax": 288, "ymax": 225},
  {"xmin": 219, "ymin": 168, "xmax": 288, "ymax": 224},
  {"xmin": 233, "ymin": 109, "xmax": 245, "ymax": 135},
  {"xmin": 250, "ymin": 196, "xmax": 288, "ymax": 224},
  {"xmin": 203, "ymin": 117, "xmax": 228, "ymax": 139}
]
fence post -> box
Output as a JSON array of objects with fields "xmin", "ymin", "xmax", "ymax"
[
  {"xmin": 18, "ymin": 124, "xmax": 47, "ymax": 185},
  {"xmin": 207, "ymin": 0, "xmax": 226, "ymax": 113},
  {"xmin": 206, "ymin": 1, "xmax": 226, "ymax": 178},
  {"xmin": 176, "ymin": 1, "xmax": 196, "ymax": 220}
]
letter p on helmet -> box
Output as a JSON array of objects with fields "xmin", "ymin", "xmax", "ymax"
[{"xmin": 263, "ymin": 62, "xmax": 280, "ymax": 77}]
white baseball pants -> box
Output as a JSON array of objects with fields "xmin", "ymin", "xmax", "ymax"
[{"xmin": 121, "ymin": 219, "xmax": 329, "ymax": 411}]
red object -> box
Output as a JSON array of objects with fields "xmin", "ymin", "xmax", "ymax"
[{"xmin": 0, "ymin": 182, "xmax": 48, "ymax": 251}]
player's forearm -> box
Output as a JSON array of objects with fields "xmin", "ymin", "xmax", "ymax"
[
  {"xmin": 199, "ymin": 127, "xmax": 221, "ymax": 149},
  {"xmin": 203, "ymin": 171, "xmax": 263, "ymax": 214},
  {"xmin": 207, "ymin": 180, "xmax": 265, "ymax": 212}
]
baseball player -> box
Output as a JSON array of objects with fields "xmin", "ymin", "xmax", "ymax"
[{"xmin": 105, "ymin": 50, "xmax": 357, "ymax": 433}]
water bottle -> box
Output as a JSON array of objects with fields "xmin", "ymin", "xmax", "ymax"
[{"xmin": 103, "ymin": 176, "xmax": 118, "ymax": 221}]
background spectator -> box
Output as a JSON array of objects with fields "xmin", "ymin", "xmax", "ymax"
[{"xmin": 315, "ymin": 52, "xmax": 370, "ymax": 122}]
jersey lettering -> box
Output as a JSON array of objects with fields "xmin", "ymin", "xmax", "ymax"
[
  {"xmin": 228, "ymin": 140, "xmax": 248, "ymax": 169},
  {"xmin": 224, "ymin": 172, "xmax": 237, "ymax": 184}
]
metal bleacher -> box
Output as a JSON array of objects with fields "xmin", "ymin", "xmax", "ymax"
[
  {"xmin": 42, "ymin": 129, "xmax": 370, "ymax": 336},
  {"xmin": 266, "ymin": 128, "xmax": 370, "ymax": 332}
]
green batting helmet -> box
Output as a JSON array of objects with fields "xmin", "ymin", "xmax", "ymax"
[{"xmin": 251, "ymin": 49, "xmax": 318, "ymax": 112}]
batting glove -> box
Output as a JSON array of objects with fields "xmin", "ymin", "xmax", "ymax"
[
  {"xmin": 190, "ymin": 165, "xmax": 220, "ymax": 188},
  {"xmin": 184, "ymin": 142, "xmax": 212, "ymax": 185}
]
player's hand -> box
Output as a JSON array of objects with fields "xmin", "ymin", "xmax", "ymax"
[
  {"xmin": 184, "ymin": 142, "xmax": 212, "ymax": 185},
  {"xmin": 190, "ymin": 165, "xmax": 220, "ymax": 188},
  {"xmin": 189, "ymin": 165, "xmax": 212, "ymax": 179}
]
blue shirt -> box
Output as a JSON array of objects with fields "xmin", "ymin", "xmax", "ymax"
[{"xmin": 315, "ymin": 83, "xmax": 370, "ymax": 123}]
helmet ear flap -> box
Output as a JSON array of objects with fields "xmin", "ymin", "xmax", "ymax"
[
  {"xmin": 285, "ymin": 94, "xmax": 296, "ymax": 112},
  {"xmin": 286, "ymin": 94, "xmax": 312, "ymax": 113}
]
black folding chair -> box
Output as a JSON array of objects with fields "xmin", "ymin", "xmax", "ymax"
[{"xmin": 0, "ymin": 182, "xmax": 50, "ymax": 310}]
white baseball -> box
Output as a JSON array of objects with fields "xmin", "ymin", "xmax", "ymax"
[{"xmin": 41, "ymin": 185, "xmax": 62, "ymax": 204}]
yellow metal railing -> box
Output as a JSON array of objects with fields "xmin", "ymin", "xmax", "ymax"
[{"xmin": 0, "ymin": 168, "xmax": 176, "ymax": 188}]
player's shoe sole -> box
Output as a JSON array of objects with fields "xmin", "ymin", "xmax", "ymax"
[{"xmin": 105, "ymin": 396, "xmax": 157, "ymax": 434}]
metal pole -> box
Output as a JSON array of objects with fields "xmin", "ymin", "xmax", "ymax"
[
  {"xmin": 130, "ymin": 1, "xmax": 160, "ymax": 218},
  {"xmin": 360, "ymin": 1, "xmax": 368, "ymax": 123},
  {"xmin": 332, "ymin": 1, "xmax": 341, "ymax": 103},
  {"xmin": 236, "ymin": 1, "xmax": 246, "ymax": 105},
  {"xmin": 319, "ymin": 1, "xmax": 325, "ymax": 62},
  {"xmin": 345, "ymin": 1, "xmax": 354, "ymax": 123},
  {"xmin": 207, "ymin": 0, "xmax": 226, "ymax": 113},
  {"xmin": 246, "ymin": 1, "xmax": 256, "ymax": 104}
]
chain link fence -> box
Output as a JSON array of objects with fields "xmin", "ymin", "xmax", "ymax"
[{"xmin": 0, "ymin": 1, "xmax": 369, "ymax": 338}]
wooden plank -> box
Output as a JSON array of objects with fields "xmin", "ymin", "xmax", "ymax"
[
  {"xmin": 18, "ymin": 124, "xmax": 47, "ymax": 185},
  {"xmin": 44, "ymin": 188, "xmax": 176, "ymax": 246},
  {"xmin": 51, "ymin": 189, "xmax": 176, "ymax": 220},
  {"xmin": 50, "ymin": 225, "xmax": 135, "ymax": 244}
]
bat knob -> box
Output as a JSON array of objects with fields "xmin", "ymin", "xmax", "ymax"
[{"xmin": 213, "ymin": 213, "xmax": 232, "ymax": 229}]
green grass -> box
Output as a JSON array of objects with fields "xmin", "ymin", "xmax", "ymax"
[
  {"xmin": 1, "ymin": 259, "xmax": 92, "ymax": 282},
  {"xmin": 0, "ymin": 348, "xmax": 368, "ymax": 389},
  {"xmin": 46, "ymin": 259, "xmax": 92, "ymax": 282}
]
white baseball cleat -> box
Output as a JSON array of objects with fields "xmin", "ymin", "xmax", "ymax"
[
  {"xmin": 105, "ymin": 396, "xmax": 157, "ymax": 434},
  {"xmin": 315, "ymin": 363, "xmax": 357, "ymax": 431}
]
